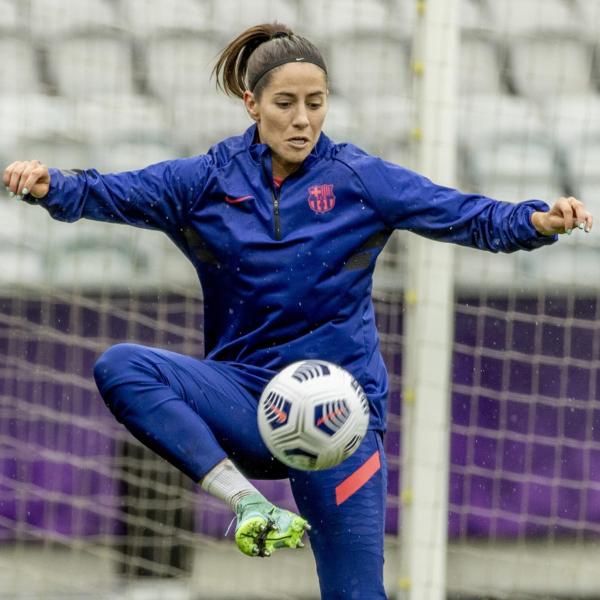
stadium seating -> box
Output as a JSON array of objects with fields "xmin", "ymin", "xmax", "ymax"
[
  {"xmin": 356, "ymin": 95, "xmax": 412, "ymax": 154},
  {"xmin": 0, "ymin": 240, "xmax": 45, "ymax": 283},
  {"xmin": 564, "ymin": 136, "xmax": 600, "ymax": 211},
  {"xmin": 94, "ymin": 137, "xmax": 181, "ymax": 173},
  {"xmin": 485, "ymin": 0, "xmax": 582, "ymax": 35},
  {"xmin": 574, "ymin": 0, "xmax": 600, "ymax": 36},
  {"xmin": 322, "ymin": 95, "xmax": 357, "ymax": 144},
  {"xmin": 0, "ymin": 95, "xmax": 73, "ymax": 159},
  {"xmin": 119, "ymin": 0, "xmax": 211, "ymax": 38},
  {"xmin": 210, "ymin": 0, "xmax": 300, "ymax": 35},
  {"xmin": 460, "ymin": 0, "xmax": 493, "ymax": 30},
  {"xmin": 145, "ymin": 30, "xmax": 221, "ymax": 100},
  {"xmin": 44, "ymin": 225, "xmax": 152, "ymax": 287},
  {"xmin": 466, "ymin": 134, "xmax": 566, "ymax": 203},
  {"xmin": 71, "ymin": 95, "xmax": 168, "ymax": 145},
  {"xmin": 459, "ymin": 31, "xmax": 506, "ymax": 95},
  {"xmin": 10, "ymin": 134, "xmax": 93, "ymax": 171},
  {"xmin": 47, "ymin": 29, "xmax": 136, "ymax": 98},
  {"xmin": 46, "ymin": 94, "xmax": 177, "ymax": 173},
  {"xmin": 169, "ymin": 94, "xmax": 252, "ymax": 152},
  {"xmin": 302, "ymin": 0, "xmax": 412, "ymax": 38},
  {"xmin": 381, "ymin": 140, "xmax": 412, "ymax": 170},
  {"xmin": 27, "ymin": 0, "xmax": 118, "ymax": 39},
  {"xmin": 0, "ymin": 196, "xmax": 53, "ymax": 283},
  {"xmin": 0, "ymin": 34, "xmax": 42, "ymax": 95},
  {"xmin": 459, "ymin": 94, "xmax": 546, "ymax": 145},
  {"xmin": 458, "ymin": 94, "xmax": 567, "ymax": 200},
  {"xmin": 507, "ymin": 32, "xmax": 594, "ymax": 100},
  {"xmin": 544, "ymin": 96, "xmax": 600, "ymax": 153},
  {"xmin": 0, "ymin": 0, "xmax": 20, "ymax": 29},
  {"xmin": 328, "ymin": 32, "xmax": 411, "ymax": 98}
]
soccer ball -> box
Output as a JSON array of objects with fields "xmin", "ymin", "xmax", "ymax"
[{"xmin": 257, "ymin": 360, "xmax": 370, "ymax": 471}]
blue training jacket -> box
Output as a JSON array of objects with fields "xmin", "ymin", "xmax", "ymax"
[{"xmin": 32, "ymin": 124, "xmax": 556, "ymax": 431}]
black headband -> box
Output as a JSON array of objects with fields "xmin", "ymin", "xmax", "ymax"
[{"xmin": 249, "ymin": 55, "xmax": 328, "ymax": 91}]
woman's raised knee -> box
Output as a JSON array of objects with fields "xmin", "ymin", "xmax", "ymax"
[{"xmin": 93, "ymin": 342, "xmax": 147, "ymax": 394}]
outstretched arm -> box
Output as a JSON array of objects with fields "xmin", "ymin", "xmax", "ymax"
[
  {"xmin": 340, "ymin": 148, "xmax": 593, "ymax": 253},
  {"xmin": 3, "ymin": 156, "xmax": 212, "ymax": 234}
]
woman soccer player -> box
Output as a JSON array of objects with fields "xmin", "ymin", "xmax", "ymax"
[{"xmin": 3, "ymin": 23, "xmax": 593, "ymax": 600}]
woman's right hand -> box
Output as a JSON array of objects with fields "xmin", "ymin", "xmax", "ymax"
[{"xmin": 3, "ymin": 160, "xmax": 51, "ymax": 199}]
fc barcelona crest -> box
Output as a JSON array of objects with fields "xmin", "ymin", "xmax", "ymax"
[{"xmin": 308, "ymin": 184, "xmax": 336, "ymax": 214}]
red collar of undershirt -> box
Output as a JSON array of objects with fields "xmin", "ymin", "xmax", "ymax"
[{"xmin": 273, "ymin": 176, "xmax": 284, "ymax": 188}]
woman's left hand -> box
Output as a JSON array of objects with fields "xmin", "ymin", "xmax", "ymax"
[{"xmin": 531, "ymin": 196, "xmax": 593, "ymax": 236}]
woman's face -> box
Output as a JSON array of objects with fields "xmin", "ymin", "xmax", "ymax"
[{"xmin": 244, "ymin": 62, "xmax": 328, "ymax": 179}]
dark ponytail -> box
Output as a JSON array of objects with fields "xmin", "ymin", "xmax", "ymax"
[{"xmin": 213, "ymin": 22, "xmax": 327, "ymax": 99}]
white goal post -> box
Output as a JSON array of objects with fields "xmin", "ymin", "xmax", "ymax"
[{"xmin": 399, "ymin": 0, "xmax": 459, "ymax": 598}]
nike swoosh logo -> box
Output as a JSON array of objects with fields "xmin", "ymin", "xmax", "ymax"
[{"xmin": 225, "ymin": 195, "xmax": 254, "ymax": 204}]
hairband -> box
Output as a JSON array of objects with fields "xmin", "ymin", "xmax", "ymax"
[{"xmin": 249, "ymin": 55, "xmax": 328, "ymax": 91}]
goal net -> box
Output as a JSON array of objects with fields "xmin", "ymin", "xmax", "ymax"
[{"xmin": 444, "ymin": 0, "xmax": 600, "ymax": 597}]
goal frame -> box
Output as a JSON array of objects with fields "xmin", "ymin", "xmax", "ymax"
[{"xmin": 399, "ymin": 1, "xmax": 459, "ymax": 598}]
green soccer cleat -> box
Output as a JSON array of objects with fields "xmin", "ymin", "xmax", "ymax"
[{"xmin": 234, "ymin": 493, "xmax": 310, "ymax": 558}]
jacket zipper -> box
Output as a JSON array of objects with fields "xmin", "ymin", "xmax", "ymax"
[
  {"xmin": 261, "ymin": 156, "xmax": 283, "ymax": 241},
  {"xmin": 272, "ymin": 186, "xmax": 282, "ymax": 240}
]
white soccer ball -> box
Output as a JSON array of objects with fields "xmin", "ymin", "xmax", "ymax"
[{"xmin": 257, "ymin": 360, "xmax": 370, "ymax": 471}]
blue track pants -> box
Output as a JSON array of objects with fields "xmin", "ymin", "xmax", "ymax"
[{"xmin": 94, "ymin": 343, "xmax": 388, "ymax": 599}]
